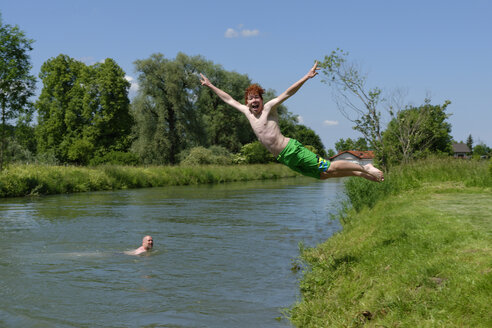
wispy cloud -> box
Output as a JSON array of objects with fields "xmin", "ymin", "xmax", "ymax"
[
  {"xmin": 323, "ymin": 120, "xmax": 339, "ymax": 126},
  {"xmin": 225, "ymin": 28, "xmax": 239, "ymax": 38},
  {"xmin": 241, "ymin": 29, "xmax": 259, "ymax": 37},
  {"xmin": 225, "ymin": 25, "xmax": 260, "ymax": 38},
  {"xmin": 125, "ymin": 75, "xmax": 139, "ymax": 95}
]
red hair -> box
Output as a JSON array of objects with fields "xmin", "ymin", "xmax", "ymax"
[{"xmin": 244, "ymin": 84, "xmax": 265, "ymax": 104}]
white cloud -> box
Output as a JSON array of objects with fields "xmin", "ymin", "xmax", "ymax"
[
  {"xmin": 241, "ymin": 29, "xmax": 259, "ymax": 37},
  {"xmin": 125, "ymin": 75, "xmax": 139, "ymax": 94},
  {"xmin": 323, "ymin": 120, "xmax": 339, "ymax": 126},
  {"xmin": 296, "ymin": 115, "xmax": 304, "ymax": 123},
  {"xmin": 225, "ymin": 26, "xmax": 259, "ymax": 38},
  {"xmin": 225, "ymin": 28, "xmax": 239, "ymax": 38}
]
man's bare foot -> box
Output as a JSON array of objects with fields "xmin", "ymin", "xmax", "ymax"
[
  {"xmin": 357, "ymin": 171, "xmax": 381, "ymax": 182},
  {"xmin": 363, "ymin": 164, "xmax": 384, "ymax": 182}
]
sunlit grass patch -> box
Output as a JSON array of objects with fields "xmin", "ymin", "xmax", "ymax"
[{"xmin": 290, "ymin": 186, "xmax": 492, "ymax": 327}]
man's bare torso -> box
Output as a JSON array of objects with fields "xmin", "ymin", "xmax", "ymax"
[{"xmin": 244, "ymin": 108, "xmax": 290, "ymax": 157}]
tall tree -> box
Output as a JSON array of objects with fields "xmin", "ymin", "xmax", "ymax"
[
  {"xmin": 382, "ymin": 100, "xmax": 452, "ymax": 165},
  {"xmin": 83, "ymin": 58, "xmax": 132, "ymax": 156},
  {"xmin": 466, "ymin": 134, "xmax": 473, "ymax": 154},
  {"xmin": 36, "ymin": 55, "xmax": 132, "ymax": 164},
  {"xmin": 132, "ymin": 53, "xmax": 256, "ymax": 164},
  {"xmin": 132, "ymin": 53, "xmax": 202, "ymax": 164},
  {"xmin": 318, "ymin": 49, "xmax": 386, "ymax": 165},
  {"xmin": 36, "ymin": 55, "xmax": 87, "ymax": 162},
  {"xmin": 0, "ymin": 17, "xmax": 36, "ymax": 169}
]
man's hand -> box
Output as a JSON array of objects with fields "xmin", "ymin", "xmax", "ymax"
[
  {"xmin": 200, "ymin": 73, "xmax": 211, "ymax": 87},
  {"xmin": 307, "ymin": 61, "xmax": 320, "ymax": 79}
]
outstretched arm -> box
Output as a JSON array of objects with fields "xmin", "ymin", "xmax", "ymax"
[
  {"xmin": 265, "ymin": 61, "xmax": 319, "ymax": 110},
  {"xmin": 200, "ymin": 74, "xmax": 248, "ymax": 113}
]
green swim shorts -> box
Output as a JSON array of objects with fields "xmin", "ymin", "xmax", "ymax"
[{"xmin": 276, "ymin": 139, "xmax": 331, "ymax": 179}]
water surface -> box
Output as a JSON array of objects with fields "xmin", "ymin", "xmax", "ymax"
[{"xmin": 0, "ymin": 178, "xmax": 345, "ymax": 327}]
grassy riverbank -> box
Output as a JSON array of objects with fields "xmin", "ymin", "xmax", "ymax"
[
  {"xmin": 0, "ymin": 163, "xmax": 298, "ymax": 198},
  {"xmin": 290, "ymin": 158, "xmax": 492, "ymax": 327}
]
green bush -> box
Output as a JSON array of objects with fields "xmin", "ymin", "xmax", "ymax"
[
  {"xmin": 240, "ymin": 141, "xmax": 275, "ymax": 164},
  {"xmin": 67, "ymin": 139, "xmax": 94, "ymax": 165},
  {"xmin": 89, "ymin": 151, "xmax": 141, "ymax": 166},
  {"xmin": 180, "ymin": 146, "xmax": 233, "ymax": 165}
]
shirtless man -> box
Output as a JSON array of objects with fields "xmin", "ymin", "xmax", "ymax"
[
  {"xmin": 126, "ymin": 235, "xmax": 153, "ymax": 255},
  {"xmin": 199, "ymin": 62, "xmax": 383, "ymax": 182}
]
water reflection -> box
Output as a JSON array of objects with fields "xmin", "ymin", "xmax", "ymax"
[{"xmin": 0, "ymin": 177, "xmax": 345, "ymax": 327}]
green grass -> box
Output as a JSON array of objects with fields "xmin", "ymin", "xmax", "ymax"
[
  {"xmin": 0, "ymin": 163, "xmax": 299, "ymax": 198},
  {"xmin": 345, "ymin": 157, "xmax": 492, "ymax": 212},
  {"xmin": 290, "ymin": 158, "xmax": 492, "ymax": 327}
]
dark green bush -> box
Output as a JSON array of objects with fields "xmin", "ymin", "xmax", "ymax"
[{"xmin": 89, "ymin": 151, "xmax": 141, "ymax": 166}]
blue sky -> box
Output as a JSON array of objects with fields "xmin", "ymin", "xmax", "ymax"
[{"xmin": 2, "ymin": 0, "xmax": 491, "ymax": 150}]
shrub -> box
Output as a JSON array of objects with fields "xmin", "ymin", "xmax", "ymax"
[
  {"xmin": 89, "ymin": 151, "xmax": 141, "ymax": 166},
  {"xmin": 180, "ymin": 146, "xmax": 233, "ymax": 166},
  {"xmin": 240, "ymin": 141, "xmax": 275, "ymax": 164}
]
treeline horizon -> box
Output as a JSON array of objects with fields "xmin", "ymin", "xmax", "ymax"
[{"xmin": 5, "ymin": 51, "xmax": 328, "ymax": 167}]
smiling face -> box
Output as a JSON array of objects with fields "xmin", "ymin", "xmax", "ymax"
[
  {"xmin": 142, "ymin": 235, "xmax": 153, "ymax": 250},
  {"xmin": 245, "ymin": 84, "xmax": 265, "ymax": 115},
  {"xmin": 247, "ymin": 93, "xmax": 264, "ymax": 114}
]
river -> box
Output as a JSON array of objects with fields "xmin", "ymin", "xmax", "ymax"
[{"xmin": 0, "ymin": 177, "xmax": 345, "ymax": 327}]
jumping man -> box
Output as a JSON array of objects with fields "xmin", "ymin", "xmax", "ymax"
[{"xmin": 199, "ymin": 62, "xmax": 383, "ymax": 182}]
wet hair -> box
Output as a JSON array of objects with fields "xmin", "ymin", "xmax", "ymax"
[{"xmin": 244, "ymin": 84, "xmax": 265, "ymax": 104}]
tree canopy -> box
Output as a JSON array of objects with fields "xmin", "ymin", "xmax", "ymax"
[
  {"xmin": 36, "ymin": 55, "xmax": 132, "ymax": 164},
  {"xmin": 0, "ymin": 18, "xmax": 36, "ymax": 169}
]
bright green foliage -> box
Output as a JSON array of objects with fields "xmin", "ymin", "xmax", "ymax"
[
  {"xmin": 383, "ymin": 100, "xmax": 453, "ymax": 166},
  {"xmin": 36, "ymin": 55, "xmax": 132, "ymax": 164},
  {"xmin": 473, "ymin": 143, "xmax": 491, "ymax": 159},
  {"xmin": 0, "ymin": 18, "xmax": 36, "ymax": 169},
  {"xmin": 240, "ymin": 141, "xmax": 275, "ymax": 164},
  {"xmin": 36, "ymin": 55, "xmax": 85, "ymax": 162},
  {"xmin": 335, "ymin": 137, "xmax": 369, "ymax": 152},
  {"xmin": 83, "ymin": 58, "xmax": 132, "ymax": 157}
]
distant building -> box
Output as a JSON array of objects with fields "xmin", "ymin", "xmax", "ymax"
[
  {"xmin": 329, "ymin": 150, "xmax": 374, "ymax": 165},
  {"xmin": 452, "ymin": 143, "xmax": 471, "ymax": 158}
]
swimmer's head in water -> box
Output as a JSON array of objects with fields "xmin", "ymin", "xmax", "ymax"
[{"xmin": 143, "ymin": 235, "xmax": 153, "ymax": 250}]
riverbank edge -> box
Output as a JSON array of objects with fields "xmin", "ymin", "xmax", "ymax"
[
  {"xmin": 0, "ymin": 163, "xmax": 299, "ymax": 198},
  {"xmin": 289, "ymin": 159, "xmax": 492, "ymax": 327}
]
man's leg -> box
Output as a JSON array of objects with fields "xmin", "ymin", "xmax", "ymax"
[{"xmin": 320, "ymin": 161, "xmax": 384, "ymax": 182}]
